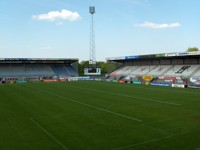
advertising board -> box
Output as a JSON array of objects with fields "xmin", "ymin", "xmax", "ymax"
[
  {"xmin": 165, "ymin": 53, "xmax": 177, "ymax": 57},
  {"xmin": 171, "ymin": 84, "xmax": 185, "ymax": 88},
  {"xmin": 140, "ymin": 54, "xmax": 155, "ymax": 59},
  {"xmin": 159, "ymin": 76, "xmax": 181, "ymax": 80},
  {"xmin": 190, "ymin": 77, "xmax": 200, "ymax": 85},
  {"xmin": 177, "ymin": 52, "xmax": 189, "ymax": 56},
  {"xmin": 118, "ymin": 80, "xmax": 126, "ymax": 83},
  {"xmin": 132, "ymin": 81, "xmax": 142, "ymax": 84},
  {"xmin": 150, "ymin": 82, "xmax": 170, "ymax": 87},
  {"xmin": 106, "ymin": 56, "xmax": 125, "ymax": 60},
  {"xmin": 125, "ymin": 56, "xmax": 140, "ymax": 60},
  {"xmin": 69, "ymin": 77, "xmax": 91, "ymax": 81},
  {"xmin": 155, "ymin": 53, "xmax": 165, "ymax": 57},
  {"xmin": 189, "ymin": 51, "xmax": 200, "ymax": 55}
]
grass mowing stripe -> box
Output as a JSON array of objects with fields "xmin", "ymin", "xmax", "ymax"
[
  {"xmin": 26, "ymin": 85, "xmax": 143, "ymax": 123},
  {"xmin": 26, "ymin": 84, "xmax": 173, "ymax": 135},
  {"xmin": 40, "ymin": 83, "xmax": 175, "ymax": 135},
  {"xmin": 63, "ymin": 84, "xmax": 181, "ymax": 106},
  {"xmin": 30, "ymin": 118, "xmax": 69, "ymax": 150},
  {"xmin": 87, "ymin": 81, "xmax": 200, "ymax": 95},
  {"xmin": 1, "ymin": 82, "xmax": 198, "ymax": 150},
  {"xmin": 112, "ymin": 130, "xmax": 190, "ymax": 150}
]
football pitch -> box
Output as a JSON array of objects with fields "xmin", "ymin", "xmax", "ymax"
[{"xmin": 0, "ymin": 81, "xmax": 200, "ymax": 150}]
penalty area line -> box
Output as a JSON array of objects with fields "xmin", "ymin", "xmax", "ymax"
[{"xmin": 30, "ymin": 118, "xmax": 69, "ymax": 150}]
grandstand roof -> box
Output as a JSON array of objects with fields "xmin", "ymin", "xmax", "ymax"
[
  {"xmin": 0, "ymin": 58, "xmax": 79, "ymax": 64},
  {"xmin": 106, "ymin": 51, "xmax": 200, "ymax": 62}
]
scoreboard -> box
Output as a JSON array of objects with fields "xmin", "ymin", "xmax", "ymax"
[{"xmin": 84, "ymin": 67, "xmax": 101, "ymax": 75}]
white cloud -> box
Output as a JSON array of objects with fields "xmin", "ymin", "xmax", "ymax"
[
  {"xmin": 136, "ymin": 21, "xmax": 181, "ymax": 29},
  {"xmin": 32, "ymin": 9, "xmax": 81, "ymax": 22}
]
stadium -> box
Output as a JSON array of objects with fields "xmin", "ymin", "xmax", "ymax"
[
  {"xmin": 1, "ymin": 52, "xmax": 200, "ymax": 150},
  {"xmin": 1, "ymin": 1, "xmax": 200, "ymax": 150}
]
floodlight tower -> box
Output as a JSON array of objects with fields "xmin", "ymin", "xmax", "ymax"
[{"xmin": 89, "ymin": 6, "xmax": 96, "ymax": 66}]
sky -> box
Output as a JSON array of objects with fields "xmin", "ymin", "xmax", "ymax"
[{"xmin": 0, "ymin": 0, "xmax": 200, "ymax": 61}]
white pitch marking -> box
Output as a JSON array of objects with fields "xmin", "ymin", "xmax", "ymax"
[
  {"xmin": 43, "ymin": 85, "xmax": 171, "ymax": 134},
  {"xmin": 27, "ymin": 86, "xmax": 143, "ymax": 123},
  {"xmin": 112, "ymin": 130, "xmax": 190, "ymax": 150},
  {"xmin": 26, "ymin": 85, "xmax": 173, "ymax": 134},
  {"xmin": 26, "ymin": 84, "xmax": 175, "ymax": 139},
  {"xmin": 140, "ymin": 123, "xmax": 171, "ymax": 135},
  {"xmin": 30, "ymin": 118, "xmax": 69, "ymax": 150},
  {"xmin": 97, "ymin": 81, "xmax": 200, "ymax": 95},
  {"xmin": 64, "ymin": 85, "xmax": 181, "ymax": 106}
]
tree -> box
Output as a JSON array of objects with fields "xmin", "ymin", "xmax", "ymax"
[
  {"xmin": 78, "ymin": 61, "xmax": 89, "ymax": 75},
  {"xmin": 78, "ymin": 61, "xmax": 109, "ymax": 76},
  {"xmin": 187, "ymin": 47, "xmax": 199, "ymax": 52},
  {"xmin": 96, "ymin": 61, "xmax": 108, "ymax": 75}
]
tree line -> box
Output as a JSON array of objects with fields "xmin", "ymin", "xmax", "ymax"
[
  {"xmin": 187, "ymin": 47, "xmax": 199, "ymax": 52},
  {"xmin": 78, "ymin": 61, "xmax": 121, "ymax": 76},
  {"xmin": 78, "ymin": 61, "xmax": 109, "ymax": 76}
]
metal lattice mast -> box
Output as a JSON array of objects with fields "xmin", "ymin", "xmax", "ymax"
[{"xmin": 89, "ymin": 6, "xmax": 96, "ymax": 66}]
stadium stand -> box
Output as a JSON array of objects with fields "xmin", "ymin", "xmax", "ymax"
[
  {"xmin": 110, "ymin": 64, "xmax": 200, "ymax": 78},
  {"xmin": 51, "ymin": 64, "xmax": 70, "ymax": 77},
  {"xmin": 0, "ymin": 58, "xmax": 78, "ymax": 79},
  {"xmin": 111, "ymin": 66, "xmax": 126, "ymax": 75},
  {"xmin": 164, "ymin": 65, "xmax": 199, "ymax": 77},
  {"xmin": 26, "ymin": 64, "xmax": 55, "ymax": 77},
  {"xmin": 66, "ymin": 64, "xmax": 77, "ymax": 77},
  {"xmin": 147, "ymin": 65, "xmax": 173, "ymax": 76},
  {"xmin": 192, "ymin": 66, "xmax": 200, "ymax": 76},
  {"xmin": 129, "ymin": 65, "xmax": 157, "ymax": 75},
  {"xmin": 107, "ymin": 51, "xmax": 200, "ymax": 86}
]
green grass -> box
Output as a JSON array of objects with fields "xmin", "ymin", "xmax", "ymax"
[{"xmin": 0, "ymin": 81, "xmax": 200, "ymax": 150}]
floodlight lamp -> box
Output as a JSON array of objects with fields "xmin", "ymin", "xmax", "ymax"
[{"xmin": 89, "ymin": 7, "xmax": 95, "ymax": 14}]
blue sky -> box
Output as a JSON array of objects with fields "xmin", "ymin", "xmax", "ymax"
[{"xmin": 0, "ymin": 0, "xmax": 200, "ymax": 61}]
